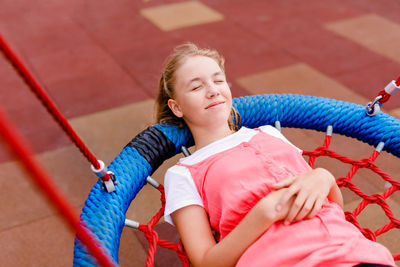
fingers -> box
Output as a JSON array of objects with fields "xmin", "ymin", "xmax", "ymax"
[
  {"xmin": 306, "ymin": 197, "xmax": 324, "ymax": 219},
  {"xmin": 292, "ymin": 194, "xmax": 317, "ymax": 222},
  {"xmin": 275, "ymin": 183, "xmax": 298, "ymax": 213},
  {"xmin": 284, "ymin": 194, "xmax": 325, "ymax": 225},
  {"xmin": 284, "ymin": 192, "xmax": 307, "ymax": 224},
  {"xmin": 276, "ymin": 169, "xmax": 333, "ymax": 225},
  {"xmin": 272, "ymin": 174, "xmax": 295, "ymax": 190}
]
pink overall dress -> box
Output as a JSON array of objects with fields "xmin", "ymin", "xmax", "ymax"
[{"xmin": 177, "ymin": 130, "xmax": 394, "ymax": 267}]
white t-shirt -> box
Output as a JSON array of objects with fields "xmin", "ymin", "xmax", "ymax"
[{"xmin": 164, "ymin": 125, "xmax": 302, "ymax": 225}]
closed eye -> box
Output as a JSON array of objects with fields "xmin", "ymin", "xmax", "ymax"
[{"xmin": 192, "ymin": 85, "xmax": 202, "ymax": 91}]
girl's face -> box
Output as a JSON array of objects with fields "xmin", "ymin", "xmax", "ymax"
[{"xmin": 168, "ymin": 56, "xmax": 232, "ymax": 130}]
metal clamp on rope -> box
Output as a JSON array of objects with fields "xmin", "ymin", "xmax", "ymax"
[
  {"xmin": 91, "ymin": 160, "xmax": 117, "ymax": 193},
  {"xmin": 326, "ymin": 125, "xmax": 333, "ymax": 136},
  {"xmin": 366, "ymin": 95, "xmax": 382, "ymax": 117},
  {"xmin": 375, "ymin": 142, "xmax": 385, "ymax": 153},
  {"xmin": 384, "ymin": 80, "xmax": 400, "ymax": 97},
  {"xmin": 274, "ymin": 121, "xmax": 282, "ymax": 132},
  {"xmin": 366, "ymin": 79, "xmax": 400, "ymax": 116},
  {"xmin": 124, "ymin": 219, "xmax": 140, "ymax": 230},
  {"xmin": 146, "ymin": 176, "xmax": 160, "ymax": 189},
  {"xmin": 181, "ymin": 146, "xmax": 191, "ymax": 157}
]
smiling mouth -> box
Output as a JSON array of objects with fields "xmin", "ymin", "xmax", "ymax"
[{"xmin": 205, "ymin": 101, "xmax": 225, "ymax": 109}]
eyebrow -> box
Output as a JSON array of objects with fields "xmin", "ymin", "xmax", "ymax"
[{"xmin": 187, "ymin": 72, "xmax": 224, "ymax": 86}]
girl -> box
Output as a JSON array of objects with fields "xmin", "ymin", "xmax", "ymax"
[{"xmin": 156, "ymin": 43, "xmax": 395, "ymax": 267}]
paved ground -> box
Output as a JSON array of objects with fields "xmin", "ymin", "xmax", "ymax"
[{"xmin": 0, "ymin": 0, "xmax": 400, "ymax": 266}]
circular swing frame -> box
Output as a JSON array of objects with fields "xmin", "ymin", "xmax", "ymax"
[{"xmin": 73, "ymin": 94, "xmax": 400, "ymax": 266}]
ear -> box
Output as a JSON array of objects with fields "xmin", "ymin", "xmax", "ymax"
[{"xmin": 167, "ymin": 99, "xmax": 183, "ymax": 118}]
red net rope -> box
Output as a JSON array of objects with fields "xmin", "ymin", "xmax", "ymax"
[
  {"xmin": 137, "ymin": 185, "xmax": 189, "ymax": 267},
  {"xmin": 304, "ymin": 134, "xmax": 400, "ymax": 261},
  {"xmin": 142, "ymin": 133, "xmax": 399, "ymax": 266}
]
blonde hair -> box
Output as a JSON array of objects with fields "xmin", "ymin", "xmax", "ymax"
[{"xmin": 155, "ymin": 43, "xmax": 241, "ymax": 130}]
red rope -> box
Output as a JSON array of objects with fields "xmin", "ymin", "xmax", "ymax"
[
  {"xmin": 374, "ymin": 75, "xmax": 400, "ymax": 104},
  {"xmin": 0, "ymin": 107, "xmax": 116, "ymax": 267},
  {"xmin": 138, "ymin": 185, "xmax": 189, "ymax": 267},
  {"xmin": 303, "ymin": 134, "xmax": 400, "ymax": 261},
  {"xmin": 0, "ymin": 32, "xmax": 111, "ymax": 181},
  {"xmin": 395, "ymin": 76, "xmax": 400, "ymax": 87}
]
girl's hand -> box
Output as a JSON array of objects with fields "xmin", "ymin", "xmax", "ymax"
[
  {"xmin": 272, "ymin": 168, "xmax": 336, "ymax": 225},
  {"xmin": 255, "ymin": 188, "xmax": 296, "ymax": 222}
]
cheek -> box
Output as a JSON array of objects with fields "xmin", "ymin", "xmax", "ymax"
[
  {"xmin": 223, "ymin": 85, "xmax": 233, "ymax": 101},
  {"xmin": 182, "ymin": 95, "xmax": 203, "ymax": 111}
]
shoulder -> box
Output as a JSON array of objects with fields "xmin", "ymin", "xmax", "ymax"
[
  {"xmin": 165, "ymin": 164, "xmax": 191, "ymax": 184},
  {"xmin": 166, "ymin": 164, "xmax": 189, "ymax": 175},
  {"xmin": 164, "ymin": 163, "xmax": 204, "ymax": 225}
]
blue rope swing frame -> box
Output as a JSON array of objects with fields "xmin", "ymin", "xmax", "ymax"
[{"xmin": 73, "ymin": 94, "xmax": 400, "ymax": 266}]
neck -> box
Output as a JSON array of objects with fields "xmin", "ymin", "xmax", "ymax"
[{"xmin": 190, "ymin": 124, "xmax": 235, "ymax": 151}]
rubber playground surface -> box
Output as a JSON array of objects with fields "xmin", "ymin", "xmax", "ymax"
[{"xmin": 0, "ymin": 0, "xmax": 400, "ymax": 266}]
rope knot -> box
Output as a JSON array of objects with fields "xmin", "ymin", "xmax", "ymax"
[
  {"xmin": 345, "ymin": 211, "xmax": 358, "ymax": 224},
  {"xmin": 360, "ymin": 228, "xmax": 376, "ymax": 241},
  {"xmin": 139, "ymin": 224, "xmax": 159, "ymax": 245},
  {"xmin": 314, "ymin": 146, "xmax": 328, "ymax": 156},
  {"xmin": 368, "ymin": 194, "xmax": 385, "ymax": 205},
  {"xmin": 360, "ymin": 158, "xmax": 373, "ymax": 168},
  {"xmin": 336, "ymin": 177, "xmax": 349, "ymax": 187}
]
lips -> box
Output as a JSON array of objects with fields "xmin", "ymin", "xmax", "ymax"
[{"xmin": 205, "ymin": 101, "xmax": 225, "ymax": 109}]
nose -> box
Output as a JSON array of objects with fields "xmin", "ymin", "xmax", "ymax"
[{"xmin": 206, "ymin": 83, "xmax": 219, "ymax": 98}]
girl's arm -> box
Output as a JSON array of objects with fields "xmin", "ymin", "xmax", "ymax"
[
  {"xmin": 272, "ymin": 167, "xmax": 343, "ymax": 224},
  {"xmin": 171, "ymin": 188, "xmax": 295, "ymax": 267}
]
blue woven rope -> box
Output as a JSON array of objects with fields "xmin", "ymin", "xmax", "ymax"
[
  {"xmin": 73, "ymin": 94, "xmax": 400, "ymax": 266},
  {"xmin": 235, "ymin": 95, "xmax": 400, "ymax": 156}
]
